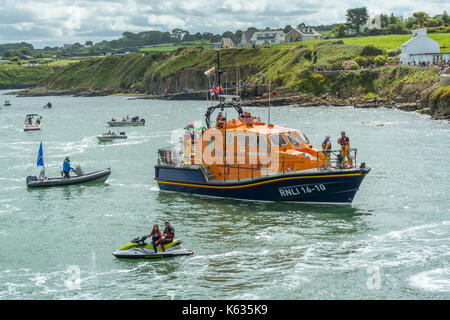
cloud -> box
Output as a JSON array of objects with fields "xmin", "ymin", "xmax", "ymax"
[{"xmin": 0, "ymin": 0, "xmax": 447, "ymax": 48}]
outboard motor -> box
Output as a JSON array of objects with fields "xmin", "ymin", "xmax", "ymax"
[
  {"xmin": 74, "ymin": 165, "xmax": 85, "ymax": 176},
  {"xmin": 26, "ymin": 176, "xmax": 38, "ymax": 185}
]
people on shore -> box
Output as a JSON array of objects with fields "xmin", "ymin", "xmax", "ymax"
[{"xmin": 338, "ymin": 131, "xmax": 353, "ymax": 167}]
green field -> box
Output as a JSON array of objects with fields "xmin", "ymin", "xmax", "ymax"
[
  {"xmin": 0, "ymin": 63, "xmax": 53, "ymax": 85},
  {"xmin": 274, "ymin": 33, "xmax": 450, "ymax": 52},
  {"xmin": 138, "ymin": 41, "xmax": 212, "ymax": 52}
]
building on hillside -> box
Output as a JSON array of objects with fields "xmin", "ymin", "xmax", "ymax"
[
  {"xmin": 367, "ymin": 15, "xmax": 382, "ymax": 30},
  {"xmin": 400, "ymin": 28, "xmax": 449, "ymax": 64},
  {"xmin": 250, "ymin": 30, "xmax": 285, "ymax": 46},
  {"xmin": 285, "ymin": 27, "xmax": 321, "ymax": 43},
  {"xmin": 220, "ymin": 37, "xmax": 240, "ymax": 48},
  {"xmin": 239, "ymin": 30, "xmax": 256, "ymax": 47}
]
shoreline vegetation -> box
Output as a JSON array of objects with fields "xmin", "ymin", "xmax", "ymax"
[{"xmin": 2, "ymin": 37, "xmax": 450, "ymax": 120}]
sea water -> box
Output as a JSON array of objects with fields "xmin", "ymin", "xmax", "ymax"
[{"xmin": 0, "ymin": 90, "xmax": 449, "ymax": 299}]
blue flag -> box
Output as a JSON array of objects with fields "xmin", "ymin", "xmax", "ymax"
[{"xmin": 37, "ymin": 142, "xmax": 44, "ymax": 167}]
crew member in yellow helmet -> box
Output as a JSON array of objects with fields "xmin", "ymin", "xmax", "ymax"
[
  {"xmin": 338, "ymin": 131, "xmax": 353, "ymax": 167},
  {"xmin": 321, "ymin": 135, "xmax": 332, "ymax": 168}
]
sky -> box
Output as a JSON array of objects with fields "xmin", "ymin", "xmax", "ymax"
[{"xmin": 0, "ymin": 0, "xmax": 447, "ymax": 48}]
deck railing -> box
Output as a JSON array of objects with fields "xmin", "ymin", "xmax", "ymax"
[{"xmin": 157, "ymin": 147, "xmax": 359, "ymax": 182}]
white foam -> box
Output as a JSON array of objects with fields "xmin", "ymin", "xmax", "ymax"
[{"xmin": 410, "ymin": 268, "xmax": 450, "ymax": 292}]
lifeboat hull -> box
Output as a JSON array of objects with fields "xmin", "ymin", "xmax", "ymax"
[{"xmin": 155, "ymin": 166, "xmax": 370, "ymax": 205}]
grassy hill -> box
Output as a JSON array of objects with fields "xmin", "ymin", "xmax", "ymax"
[
  {"xmin": 0, "ymin": 63, "xmax": 54, "ymax": 87},
  {"xmin": 138, "ymin": 40, "xmax": 212, "ymax": 52},
  {"xmin": 274, "ymin": 32, "xmax": 450, "ymax": 52}
]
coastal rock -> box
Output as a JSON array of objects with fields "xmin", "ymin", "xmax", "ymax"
[{"xmin": 395, "ymin": 102, "xmax": 419, "ymax": 111}]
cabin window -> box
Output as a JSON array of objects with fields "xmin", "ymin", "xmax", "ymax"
[
  {"xmin": 268, "ymin": 134, "xmax": 287, "ymax": 147},
  {"xmin": 246, "ymin": 134, "xmax": 256, "ymax": 146},
  {"xmin": 207, "ymin": 138, "xmax": 215, "ymax": 152},
  {"xmin": 257, "ymin": 135, "xmax": 270, "ymax": 151},
  {"xmin": 285, "ymin": 132, "xmax": 302, "ymax": 146},
  {"xmin": 237, "ymin": 134, "xmax": 246, "ymax": 145},
  {"xmin": 226, "ymin": 133, "xmax": 234, "ymax": 145},
  {"xmin": 299, "ymin": 132, "xmax": 310, "ymax": 144}
]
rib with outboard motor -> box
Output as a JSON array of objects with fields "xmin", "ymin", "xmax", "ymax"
[{"xmin": 27, "ymin": 166, "xmax": 111, "ymax": 188}]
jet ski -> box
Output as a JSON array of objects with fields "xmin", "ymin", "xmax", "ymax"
[{"xmin": 113, "ymin": 236, "xmax": 194, "ymax": 259}]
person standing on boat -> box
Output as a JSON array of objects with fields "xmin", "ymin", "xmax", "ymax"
[
  {"xmin": 216, "ymin": 112, "xmax": 226, "ymax": 129},
  {"xmin": 63, "ymin": 156, "xmax": 74, "ymax": 178},
  {"xmin": 321, "ymin": 135, "xmax": 332, "ymax": 168},
  {"xmin": 338, "ymin": 131, "xmax": 353, "ymax": 167}
]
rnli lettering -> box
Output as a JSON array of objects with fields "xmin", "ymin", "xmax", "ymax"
[{"xmin": 279, "ymin": 184, "xmax": 326, "ymax": 197}]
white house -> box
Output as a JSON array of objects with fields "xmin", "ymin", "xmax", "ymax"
[
  {"xmin": 400, "ymin": 28, "xmax": 447, "ymax": 64},
  {"xmin": 285, "ymin": 27, "xmax": 321, "ymax": 42},
  {"xmin": 250, "ymin": 30, "xmax": 285, "ymax": 46},
  {"xmin": 367, "ymin": 15, "xmax": 382, "ymax": 30},
  {"xmin": 239, "ymin": 30, "xmax": 256, "ymax": 47}
]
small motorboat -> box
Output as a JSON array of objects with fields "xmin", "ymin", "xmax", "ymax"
[
  {"xmin": 113, "ymin": 236, "xmax": 193, "ymax": 259},
  {"xmin": 24, "ymin": 114, "xmax": 42, "ymax": 131},
  {"xmin": 43, "ymin": 102, "xmax": 52, "ymax": 109},
  {"xmin": 4, "ymin": 100, "xmax": 11, "ymax": 106},
  {"xmin": 107, "ymin": 116, "xmax": 145, "ymax": 127},
  {"xmin": 26, "ymin": 166, "xmax": 111, "ymax": 188},
  {"xmin": 97, "ymin": 131, "xmax": 127, "ymax": 142}
]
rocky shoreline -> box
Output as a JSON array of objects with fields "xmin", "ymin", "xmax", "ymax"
[{"xmin": 6, "ymin": 87, "xmax": 449, "ymax": 121}]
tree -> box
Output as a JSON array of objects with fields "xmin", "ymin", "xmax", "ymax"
[
  {"xmin": 172, "ymin": 28, "xmax": 188, "ymax": 41},
  {"xmin": 85, "ymin": 40, "xmax": 93, "ymax": 47},
  {"xmin": 19, "ymin": 47, "xmax": 32, "ymax": 56},
  {"xmin": 380, "ymin": 14, "xmax": 389, "ymax": 28},
  {"xmin": 443, "ymin": 10, "xmax": 449, "ymax": 24},
  {"xmin": 297, "ymin": 22, "xmax": 306, "ymax": 29},
  {"xmin": 413, "ymin": 12, "xmax": 429, "ymax": 28},
  {"xmin": 331, "ymin": 24, "xmax": 349, "ymax": 38},
  {"xmin": 346, "ymin": 7, "xmax": 369, "ymax": 33},
  {"xmin": 221, "ymin": 31, "xmax": 235, "ymax": 38}
]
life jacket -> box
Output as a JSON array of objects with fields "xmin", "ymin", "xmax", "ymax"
[
  {"xmin": 322, "ymin": 139, "xmax": 331, "ymax": 150},
  {"xmin": 163, "ymin": 226, "xmax": 175, "ymax": 240},
  {"xmin": 63, "ymin": 159, "xmax": 72, "ymax": 172},
  {"xmin": 338, "ymin": 136, "xmax": 349, "ymax": 146},
  {"xmin": 149, "ymin": 229, "xmax": 161, "ymax": 242}
]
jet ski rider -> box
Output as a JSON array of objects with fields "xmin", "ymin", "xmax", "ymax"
[
  {"xmin": 155, "ymin": 221, "xmax": 175, "ymax": 253},
  {"xmin": 147, "ymin": 224, "xmax": 162, "ymax": 253}
]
